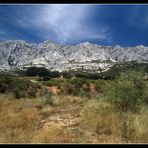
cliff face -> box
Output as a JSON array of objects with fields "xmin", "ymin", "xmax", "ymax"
[{"xmin": 0, "ymin": 40, "xmax": 148, "ymax": 72}]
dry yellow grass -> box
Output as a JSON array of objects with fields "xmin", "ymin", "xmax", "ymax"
[
  {"xmin": 131, "ymin": 105, "xmax": 148, "ymax": 143},
  {"xmin": 79, "ymin": 98, "xmax": 148, "ymax": 143},
  {"xmin": 51, "ymin": 95, "xmax": 87, "ymax": 106},
  {"xmin": 0, "ymin": 95, "xmax": 41, "ymax": 143},
  {"xmin": 39, "ymin": 106, "xmax": 53, "ymax": 118},
  {"xmin": 0, "ymin": 94, "xmax": 147, "ymax": 143},
  {"xmin": 32, "ymin": 125, "xmax": 78, "ymax": 143},
  {"xmin": 0, "ymin": 110, "xmax": 38, "ymax": 143},
  {"xmin": 79, "ymin": 99, "xmax": 122, "ymax": 143}
]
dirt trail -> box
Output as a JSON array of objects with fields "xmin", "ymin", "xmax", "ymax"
[
  {"xmin": 30, "ymin": 78, "xmax": 99, "ymax": 143},
  {"xmin": 38, "ymin": 103, "xmax": 81, "ymax": 130},
  {"xmin": 30, "ymin": 79, "xmax": 82, "ymax": 131},
  {"xmin": 37, "ymin": 102, "xmax": 99, "ymax": 143},
  {"xmin": 30, "ymin": 79, "xmax": 81, "ymax": 131}
]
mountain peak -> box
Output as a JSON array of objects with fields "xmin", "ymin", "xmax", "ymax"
[
  {"xmin": 79, "ymin": 42, "xmax": 91, "ymax": 46},
  {"xmin": 115, "ymin": 45, "xmax": 121, "ymax": 48},
  {"xmin": 42, "ymin": 40, "xmax": 54, "ymax": 44},
  {"xmin": 135, "ymin": 45, "xmax": 145, "ymax": 48}
]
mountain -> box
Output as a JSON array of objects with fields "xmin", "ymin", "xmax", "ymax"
[{"xmin": 0, "ymin": 40, "xmax": 148, "ymax": 72}]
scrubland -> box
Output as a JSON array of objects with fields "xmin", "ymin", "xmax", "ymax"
[{"xmin": 0, "ymin": 68, "xmax": 148, "ymax": 143}]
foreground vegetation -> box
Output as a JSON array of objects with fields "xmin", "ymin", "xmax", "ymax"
[{"xmin": 0, "ymin": 64, "xmax": 148, "ymax": 143}]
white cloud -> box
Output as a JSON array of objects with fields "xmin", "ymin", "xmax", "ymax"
[{"xmin": 15, "ymin": 4, "xmax": 111, "ymax": 44}]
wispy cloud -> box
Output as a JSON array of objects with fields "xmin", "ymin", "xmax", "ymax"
[{"xmin": 2, "ymin": 4, "xmax": 111, "ymax": 44}]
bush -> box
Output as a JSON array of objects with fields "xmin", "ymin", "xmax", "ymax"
[
  {"xmin": 0, "ymin": 74, "xmax": 42, "ymax": 99},
  {"xmin": 14, "ymin": 88, "xmax": 22, "ymax": 99},
  {"xmin": 95, "ymin": 80, "xmax": 106, "ymax": 93},
  {"xmin": 42, "ymin": 76, "xmax": 51, "ymax": 81},
  {"xmin": 104, "ymin": 70, "xmax": 146, "ymax": 112},
  {"xmin": 69, "ymin": 78, "xmax": 88, "ymax": 87},
  {"xmin": 12, "ymin": 78, "xmax": 33, "ymax": 99},
  {"xmin": 26, "ymin": 67, "xmax": 50, "ymax": 77},
  {"xmin": 26, "ymin": 67, "xmax": 38, "ymax": 76},
  {"xmin": 14, "ymin": 69, "xmax": 26, "ymax": 76},
  {"xmin": 59, "ymin": 80, "xmax": 91, "ymax": 98},
  {"xmin": 42, "ymin": 79, "xmax": 64, "ymax": 87},
  {"xmin": 14, "ymin": 78, "xmax": 31, "ymax": 90},
  {"xmin": 44, "ymin": 92, "xmax": 52, "ymax": 105},
  {"xmin": 61, "ymin": 71, "xmax": 72, "ymax": 78},
  {"xmin": 28, "ymin": 87, "xmax": 37, "ymax": 98},
  {"xmin": 59, "ymin": 83, "xmax": 79, "ymax": 96},
  {"xmin": 49, "ymin": 71, "xmax": 60, "ymax": 78},
  {"xmin": 0, "ymin": 74, "xmax": 14, "ymax": 93}
]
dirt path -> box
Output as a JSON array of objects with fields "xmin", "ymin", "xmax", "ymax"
[
  {"xmin": 30, "ymin": 79, "xmax": 80, "ymax": 133},
  {"xmin": 30, "ymin": 79, "xmax": 81, "ymax": 132},
  {"xmin": 38, "ymin": 103, "xmax": 81, "ymax": 130},
  {"xmin": 36, "ymin": 102, "xmax": 100, "ymax": 143},
  {"xmin": 30, "ymin": 78, "xmax": 99, "ymax": 143}
]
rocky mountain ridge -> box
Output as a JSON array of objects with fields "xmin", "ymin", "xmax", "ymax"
[{"xmin": 0, "ymin": 40, "xmax": 148, "ymax": 72}]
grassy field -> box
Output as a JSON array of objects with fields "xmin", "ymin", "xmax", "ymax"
[{"xmin": 0, "ymin": 69, "xmax": 148, "ymax": 143}]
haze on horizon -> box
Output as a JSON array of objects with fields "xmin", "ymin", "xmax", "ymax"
[{"xmin": 0, "ymin": 4, "xmax": 148, "ymax": 47}]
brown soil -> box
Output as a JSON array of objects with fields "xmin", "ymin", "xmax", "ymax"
[
  {"xmin": 48, "ymin": 86, "xmax": 60, "ymax": 95},
  {"xmin": 89, "ymin": 83, "xmax": 97, "ymax": 93}
]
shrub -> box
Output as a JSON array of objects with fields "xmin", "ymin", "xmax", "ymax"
[
  {"xmin": 37, "ymin": 67, "xmax": 50, "ymax": 77},
  {"xmin": 42, "ymin": 76, "xmax": 51, "ymax": 81},
  {"xmin": 14, "ymin": 69, "xmax": 26, "ymax": 76},
  {"xmin": 69, "ymin": 78, "xmax": 88, "ymax": 87},
  {"xmin": 26, "ymin": 67, "xmax": 38, "ymax": 76},
  {"xmin": 59, "ymin": 83, "xmax": 79, "ymax": 96},
  {"xmin": 104, "ymin": 70, "xmax": 146, "ymax": 112},
  {"xmin": 95, "ymin": 80, "xmax": 106, "ymax": 93},
  {"xmin": 28, "ymin": 87, "xmax": 37, "ymax": 98},
  {"xmin": 61, "ymin": 71, "xmax": 72, "ymax": 78},
  {"xmin": 44, "ymin": 92, "xmax": 52, "ymax": 105},
  {"xmin": 0, "ymin": 74, "xmax": 14, "ymax": 93},
  {"xmin": 14, "ymin": 78, "xmax": 31, "ymax": 90},
  {"xmin": 13, "ymin": 78, "xmax": 33, "ymax": 99},
  {"xmin": 49, "ymin": 71, "xmax": 60, "ymax": 78},
  {"xmin": 42, "ymin": 78, "xmax": 64, "ymax": 87},
  {"xmin": 0, "ymin": 74, "xmax": 42, "ymax": 99},
  {"xmin": 27, "ymin": 83, "xmax": 41, "ymax": 98},
  {"xmin": 26, "ymin": 67, "xmax": 50, "ymax": 77},
  {"xmin": 14, "ymin": 88, "xmax": 22, "ymax": 99},
  {"xmin": 78, "ymin": 88, "xmax": 86, "ymax": 97}
]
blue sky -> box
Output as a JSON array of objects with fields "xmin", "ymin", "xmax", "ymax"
[{"xmin": 0, "ymin": 4, "xmax": 148, "ymax": 46}]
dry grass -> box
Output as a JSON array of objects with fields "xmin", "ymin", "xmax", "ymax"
[
  {"xmin": 32, "ymin": 125, "xmax": 78, "ymax": 143},
  {"xmin": 131, "ymin": 105, "xmax": 148, "ymax": 143},
  {"xmin": 0, "ymin": 109, "xmax": 39, "ymax": 143},
  {"xmin": 79, "ymin": 98, "xmax": 148, "ymax": 143},
  {"xmin": 0, "ymin": 94, "xmax": 41, "ymax": 143},
  {"xmin": 39, "ymin": 106, "xmax": 53, "ymax": 118},
  {"xmin": 51, "ymin": 95, "xmax": 87, "ymax": 106},
  {"xmin": 79, "ymin": 99, "xmax": 122, "ymax": 143},
  {"xmin": 0, "ymin": 93, "xmax": 147, "ymax": 143}
]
